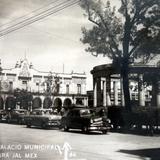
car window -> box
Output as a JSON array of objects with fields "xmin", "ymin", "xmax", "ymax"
[{"xmin": 80, "ymin": 109, "xmax": 91, "ymax": 116}]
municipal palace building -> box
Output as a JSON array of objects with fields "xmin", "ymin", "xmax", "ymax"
[{"xmin": 0, "ymin": 58, "xmax": 88, "ymax": 111}]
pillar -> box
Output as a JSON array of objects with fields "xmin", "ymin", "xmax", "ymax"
[
  {"xmin": 120, "ymin": 78, "xmax": 125, "ymax": 106},
  {"xmin": 103, "ymin": 79, "xmax": 107, "ymax": 107},
  {"xmin": 138, "ymin": 74, "xmax": 145, "ymax": 106},
  {"xmin": 106, "ymin": 77, "xmax": 111, "ymax": 106},
  {"xmin": 157, "ymin": 81, "xmax": 160, "ymax": 107},
  {"xmin": 113, "ymin": 81, "xmax": 119, "ymax": 106},
  {"xmin": 151, "ymin": 79, "xmax": 157, "ymax": 106},
  {"xmin": 84, "ymin": 98, "xmax": 88, "ymax": 106},
  {"xmin": 97, "ymin": 77, "xmax": 102, "ymax": 106},
  {"xmin": 93, "ymin": 78, "xmax": 97, "ymax": 107}
]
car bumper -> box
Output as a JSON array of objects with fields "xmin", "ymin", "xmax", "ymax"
[
  {"xmin": 46, "ymin": 121, "xmax": 61, "ymax": 127},
  {"xmin": 88, "ymin": 126, "xmax": 109, "ymax": 131}
]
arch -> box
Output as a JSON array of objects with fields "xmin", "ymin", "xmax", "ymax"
[
  {"xmin": 0, "ymin": 96, "xmax": 4, "ymax": 110},
  {"xmin": 54, "ymin": 98, "xmax": 62, "ymax": 112},
  {"xmin": 76, "ymin": 98, "xmax": 83, "ymax": 105},
  {"xmin": 5, "ymin": 96, "xmax": 16, "ymax": 110},
  {"xmin": 43, "ymin": 97, "xmax": 52, "ymax": 109},
  {"xmin": 32, "ymin": 97, "xmax": 42, "ymax": 109},
  {"xmin": 63, "ymin": 98, "xmax": 72, "ymax": 108}
]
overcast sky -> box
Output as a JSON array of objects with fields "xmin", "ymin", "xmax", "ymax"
[{"xmin": 0, "ymin": 0, "xmax": 121, "ymax": 90}]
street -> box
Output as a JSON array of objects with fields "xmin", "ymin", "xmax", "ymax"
[{"xmin": 0, "ymin": 123, "xmax": 160, "ymax": 160}]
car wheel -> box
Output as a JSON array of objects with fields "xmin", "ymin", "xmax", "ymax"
[
  {"xmin": 102, "ymin": 130, "xmax": 107, "ymax": 134},
  {"xmin": 26, "ymin": 122, "xmax": 31, "ymax": 128},
  {"xmin": 41, "ymin": 123, "xmax": 47, "ymax": 129},
  {"xmin": 7, "ymin": 118, "xmax": 11, "ymax": 123},
  {"xmin": 82, "ymin": 126, "xmax": 89, "ymax": 133},
  {"xmin": 18, "ymin": 119, "xmax": 22, "ymax": 125},
  {"xmin": 64, "ymin": 124, "xmax": 69, "ymax": 131}
]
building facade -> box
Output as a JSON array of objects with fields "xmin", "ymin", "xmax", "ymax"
[{"xmin": 0, "ymin": 58, "xmax": 88, "ymax": 111}]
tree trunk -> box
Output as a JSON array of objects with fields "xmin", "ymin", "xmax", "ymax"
[{"xmin": 121, "ymin": 58, "xmax": 131, "ymax": 112}]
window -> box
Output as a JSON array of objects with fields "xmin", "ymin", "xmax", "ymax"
[
  {"xmin": 22, "ymin": 81, "xmax": 27, "ymax": 84},
  {"xmin": 77, "ymin": 84, "xmax": 81, "ymax": 94},
  {"xmin": 9, "ymin": 81, "xmax": 13, "ymax": 91},
  {"xmin": 66, "ymin": 84, "xmax": 69, "ymax": 94}
]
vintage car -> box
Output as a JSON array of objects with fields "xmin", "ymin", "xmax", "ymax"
[
  {"xmin": 61, "ymin": 108, "xmax": 110, "ymax": 134},
  {"xmin": 0, "ymin": 110, "xmax": 8, "ymax": 122},
  {"xmin": 24, "ymin": 108, "xmax": 61, "ymax": 129},
  {"xmin": 6, "ymin": 109, "xmax": 28, "ymax": 124}
]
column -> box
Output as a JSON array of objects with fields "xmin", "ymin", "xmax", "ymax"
[
  {"xmin": 138, "ymin": 74, "xmax": 145, "ymax": 106},
  {"xmin": 157, "ymin": 81, "xmax": 160, "ymax": 107},
  {"xmin": 93, "ymin": 78, "xmax": 97, "ymax": 107},
  {"xmin": 84, "ymin": 98, "xmax": 88, "ymax": 106},
  {"xmin": 106, "ymin": 77, "xmax": 111, "ymax": 106},
  {"xmin": 97, "ymin": 77, "xmax": 101, "ymax": 106},
  {"xmin": 151, "ymin": 79, "xmax": 157, "ymax": 106},
  {"xmin": 113, "ymin": 81, "xmax": 119, "ymax": 106},
  {"xmin": 120, "ymin": 78, "xmax": 125, "ymax": 106},
  {"xmin": 103, "ymin": 79, "xmax": 107, "ymax": 107}
]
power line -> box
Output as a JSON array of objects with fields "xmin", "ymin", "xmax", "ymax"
[
  {"xmin": 0, "ymin": 0, "xmax": 74, "ymax": 33},
  {"xmin": 0, "ymin": 0, "xmax": 60, "ymax": 29},
  {"xmin": 0, "ymin": 0, "xmax": 80, "ymax": 38}
]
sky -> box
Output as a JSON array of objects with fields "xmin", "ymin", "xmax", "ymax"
[{"xmin": 0, "ymin": 0, "xmax": 121, "ymax": 90}]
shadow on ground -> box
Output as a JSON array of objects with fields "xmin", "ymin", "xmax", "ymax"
[
  {"xmin": 119, "ymin": 148, "xmax": 160, "ymax": 160},
  {"xmin": 110, "ymin": 128, "xmax": 160, "ymax": 137}
]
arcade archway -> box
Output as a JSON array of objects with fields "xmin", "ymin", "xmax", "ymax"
[
  {"xmin": 43, "ymin": 97, "xmax": 52, "ymax": 109},
  {"xmin": 76, "ymin": 98, "xmax": 83, "ymax": 105},
  {"xmin": 32, "ymin": 97, "xmax": 42, "ymax": 109},
  {"xmin": 54, "ymin": 98, "xmax": 62, "ymax": 112},
  {"xmin": 63, "ymin": 98, "xmax": 72, "ymax": 108},
  {"xmin": 5, "ymin": 96, "xmax": 16, "ymax": 110}
]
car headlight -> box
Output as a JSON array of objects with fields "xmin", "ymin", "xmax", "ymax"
[{"xmin": 90, "ymin": 119, "xmax": 93, "ymax": 123}]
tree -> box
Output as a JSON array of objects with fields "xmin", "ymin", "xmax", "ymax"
[
  {"xmin": 14, "ymin": 88, "xmax": 33, "ymax": 110},
  {"xmin": 80, "ymin": 0, "xmax": 160, "ymax": 111}
]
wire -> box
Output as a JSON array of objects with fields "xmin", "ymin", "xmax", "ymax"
[
  {"xmin": 0, "ymin": 0, "xmax": 79, "ymax": 37},
  {"xmin": 0, "ymin": 0, "xmax": 75, "ymax": 33},
  {"xmin": 0, "ymin": 1, "xmax": 79, "ymax": 38},
  {"xmin": 0, "ymin": 0, "xmax": 60, "ymax": 29}
]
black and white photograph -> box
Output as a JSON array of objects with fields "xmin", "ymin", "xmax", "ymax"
[{"xmin": 0, "ymin": 0, "xmax": 160, "ymax": 160}]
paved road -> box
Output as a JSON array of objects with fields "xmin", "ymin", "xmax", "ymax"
[{"xmin": 0, "ymin": 123, "xmax": 160, "ymax": 160}]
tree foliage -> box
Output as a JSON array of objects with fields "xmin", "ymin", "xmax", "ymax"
[
  {"xmin": 14, "ymin": 88, "xmax": 33, "ymax": 110},
  {"xmin": 80, "ymin": 0, "xmax": 160, "ymax": 64},
  {"xmin": 80, "ymin": 0, "xmax": 160, "ymax": 111}
]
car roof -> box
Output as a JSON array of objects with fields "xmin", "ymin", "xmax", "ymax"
[
  {"xmin": 68, "ymin": 107, "xmax": 92, "ymax": 111},
  {"xmin": 13, "ymin": 109, "xmax": 27, "ymax": 111},
  {"xmin": 32, "ymin": 108, "xmax": 52, "ymax": 111}
]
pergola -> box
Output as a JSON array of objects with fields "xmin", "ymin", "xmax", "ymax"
[{"xmin": 91, "ymin": 64, "xmax": 160, "ymax": 108}]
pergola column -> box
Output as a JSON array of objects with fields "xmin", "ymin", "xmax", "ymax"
[
  {"xmin": 157, "ymin": 81, "xmax": 160, "ymax": 107},
  {"xmin": 138, "ymin": 74, "xmax": 145, "ymax": 106},
  {"xmin": 106, "ymin": 77, "xmax": 111, "ymax": 106},
  {"xmin": 120, "ymin": 78, "xmax": 125, "ymax": 106},
  {"xmin": 102, "ymin": 78, "xmax": 107, "ymax": 107},
  {"xmin": 97, "ymin": 77, "xmax": 102, "ymax": 107},
  {"xmin": 84, "ymin": 98, "xmax": 88, "ymax": 106},
  {"xmin": 93, "ymin": 78, "xmax": 97, "ymax": 107},
  {"xmin": 113, "ymin": 81, "xmax": 119, "ymax": 106}
]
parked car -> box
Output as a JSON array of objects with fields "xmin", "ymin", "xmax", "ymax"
[
  {"xmin": 61, "ymin": 107, "xmax": 110, "ymax": 134},
  {"xmin": 6, "ymin": 109, "xmax": 28, "ymax": 124},
  {"xmin": 24, "ymin": 108, "xmax": 61, "ymax": 129},
  {"xmin": 0, "ymin": 110, "xmax": 8, "ymax": 122}
]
